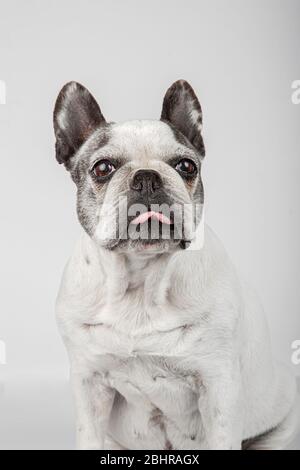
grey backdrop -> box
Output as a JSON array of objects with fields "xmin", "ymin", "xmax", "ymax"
[{"xmin": 0, "ymin": 0, "xmax": 299, "ymax": 449}]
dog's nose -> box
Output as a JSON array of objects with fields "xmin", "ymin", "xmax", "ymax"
[{"xmin": 130, "ymin": 169, "xmax": 162, "ymax": 194}]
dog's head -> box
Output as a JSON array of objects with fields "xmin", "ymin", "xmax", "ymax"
[{"xmin": 53, "ymin": 80, "xmax": 205, "ymax": 253}]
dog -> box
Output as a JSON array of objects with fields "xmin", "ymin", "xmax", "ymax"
[{"xmin": 53, "ymin": 79, "xmax": 299, "ymax": 450}]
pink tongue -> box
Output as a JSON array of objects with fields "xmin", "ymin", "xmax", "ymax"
[{"xmin": 131, "ymin": 211, "xmax": 171, "ymax": 225}]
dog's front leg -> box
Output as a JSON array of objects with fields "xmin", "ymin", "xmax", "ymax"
[
  {"xmin": 198, "ymin": 360, "xmax": 243, "ymax": 450},
  {"xmin": 71, "ymin": 371, "xmax": 115, "ymax": 450}
]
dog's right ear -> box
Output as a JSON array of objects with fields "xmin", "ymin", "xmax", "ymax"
[
  {"xmin": 161, "ymin": 80, "xmax": 205, "ymax": 157},
  {"xmin": 53, "ymin": 82, "xmax": 106, "ymax": 166}
]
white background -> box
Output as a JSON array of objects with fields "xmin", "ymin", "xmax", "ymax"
[{"xmin": 0, "ymin": 0, "xmax": 299, "ymax": 449}]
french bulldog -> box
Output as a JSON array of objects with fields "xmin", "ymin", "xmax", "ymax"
[{"xmin": 53, "ymin": 80, "xmax": 299, "ymax": 450}]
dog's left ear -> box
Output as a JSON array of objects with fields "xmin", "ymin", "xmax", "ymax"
[
  {"xmin": 53, "ymin": 81, "xmax": 106, "ymax": 166},
  {"xmin": 161, "ymin": 80, "xmax": 205, "ymax": 157}
]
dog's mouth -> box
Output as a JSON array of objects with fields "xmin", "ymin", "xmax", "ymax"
[
  {"xmin": 101, "ymin": 205, "xmax": 195, "ymax": 252},
  {"xmin": 127, "ymin": 210, "xmax": 177, "ymax": 241},
  {"xmin": 130, "ymin": 210, "xmax": 172, "ymax": 226}
]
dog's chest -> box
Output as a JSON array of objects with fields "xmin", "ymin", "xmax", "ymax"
[
  {"xmin": 87, "ymin": 288, "xmax": 202, "ymax": 360},
  {"xmin": 85, "ymin": 290, "xmax": 203, "ymax": 414}
]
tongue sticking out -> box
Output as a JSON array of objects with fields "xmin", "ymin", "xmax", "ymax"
[{"xmin": 131, "ymin": 211, "xmax": 171, "ymax": 225}]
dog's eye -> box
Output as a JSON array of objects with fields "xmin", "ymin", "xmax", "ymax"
[
  {"xmin": 175, "ymin": 159, "xmax": 197, "ymax": 176},
  {"xmin": 92, "ymin": 159, "xmax": 116, "ymax": 178}
]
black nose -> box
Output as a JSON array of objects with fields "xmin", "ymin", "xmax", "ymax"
[{"xmin": 130, "ymin": 169, "xmax": 163, "ymax": 194}]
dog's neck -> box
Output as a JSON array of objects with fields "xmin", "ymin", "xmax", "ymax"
[
  {"xmin": 97, "ymin": 247, "xmax": 173, "ymax": 301},
  {"xmin": 95, "ymin": 221, "xmax": 205, "ymax": 304},
  {"xmin": 125, "ymin": 252, "xmax": 165, "ymax": 278}
]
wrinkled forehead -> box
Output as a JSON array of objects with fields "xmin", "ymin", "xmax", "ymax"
[{"xmin": 90, "ymin": 120, "xmax": 195, "ymax": 165}]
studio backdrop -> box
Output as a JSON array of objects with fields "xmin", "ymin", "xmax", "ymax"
[{"xmin": 0, "ymin": 0, "xmax": 299, "ymax": 450}]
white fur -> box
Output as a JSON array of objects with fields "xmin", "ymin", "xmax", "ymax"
[{"xmin": 56, "ymin": 225, "xmax": 299, "ymax": 450}]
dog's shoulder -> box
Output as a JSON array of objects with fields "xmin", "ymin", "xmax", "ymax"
[
  {"xmin": 172, "ymin": 225, "xmax": 239, "ymax": 294},
  {"xmin": 56, "ymin": 232, "xmax": 104, "ymax": 311}
]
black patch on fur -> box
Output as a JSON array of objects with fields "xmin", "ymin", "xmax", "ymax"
[
  {"xmin": 161, "ymin": 79, "xmax": 205, "ymax": 157},
  {"xmin": 241, "ymin": 425, "xmax": 279, "ymax": 450},
  {"xmin": 180, "ymin": 240, "xmax": 191, "ymax": 250},
  {"xmin": 53, "ymin": 81, "xmax": 106, "ymax": 166},
  {"xmin": 150, "ymin": 407, "xmax": 173, "ymax": 450}
]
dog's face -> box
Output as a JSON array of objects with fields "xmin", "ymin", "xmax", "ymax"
[{"xmin": 53, "ymin": 80, "xmax": 205, "ymax": 253}]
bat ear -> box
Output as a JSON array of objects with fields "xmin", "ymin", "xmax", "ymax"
[
  {"xmin": 161, "ymin": 80, "xmax": 205, "ymax": 157},
  {"xmin": 53, "ymin": 81, "xmax": 106, "ymax": 166}
]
